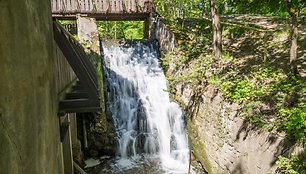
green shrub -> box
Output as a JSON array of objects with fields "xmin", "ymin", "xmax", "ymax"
[{"xmin": 276, "ymin": 155, "xmax": 306, "ymax": 174}]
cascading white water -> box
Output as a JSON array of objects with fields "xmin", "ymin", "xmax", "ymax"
[{"xmin": 102, "ymin": 40, "xmax": 189, "ymax": 173}]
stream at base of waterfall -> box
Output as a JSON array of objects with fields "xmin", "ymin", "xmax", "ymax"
[{"xmin": 91, "ymin": 40, "xmax": 194, "ymax": 173}]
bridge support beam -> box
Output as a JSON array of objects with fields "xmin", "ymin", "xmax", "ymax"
[
  {"xmin": 60, "ymin": 114, "xmax": 74, "ymax": 174},
  {"xmin": 144, "ymin": 17, "xmax": 150, "ymax": 39}
]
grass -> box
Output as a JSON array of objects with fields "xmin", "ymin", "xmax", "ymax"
[{"xmin": 163, "ymin": 17, "xmax": 306, "ymax": 143}]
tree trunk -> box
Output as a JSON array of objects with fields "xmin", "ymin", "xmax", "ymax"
[
  {"xmin": 224, "ymin": 1, "xmax": 228, "ymax": 12},
  {"xmin": 289, "ymin": 12, "xmax": 299, "ymax": 73},
  {"xmin": 202, "ymin": 0, "xmax": 206, "ymax": 17},
  {"xmin": 285, "ymin": 0, "xmax": 299, "ymax": 74},
  {"xmin": 210, "ymin": 0, "xmax": 222, "ymax": 59}
]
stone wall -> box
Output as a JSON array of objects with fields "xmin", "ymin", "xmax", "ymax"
[
  {"xmin": 176, "ymin": 85, "xmax": 303, "ymax": 174},
  {"xmin": 0, "ymin": 0, "xmax": 71, "ymax": 173},
  {"xmin": 77, "ymin": 16, "xmax": 116, "ymax": 157},
  {"xmin": 150, "ymin": 17, "xmax": 178, "ymax": 56}
]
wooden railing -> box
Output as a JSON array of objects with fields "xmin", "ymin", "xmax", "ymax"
[
  {"xmin": 51, "ymin": 0, "xmax": 154, "ymax": 14},
  {"xmin": 53, "ymin": 21, "xmax": 101, "ymax": 113},
  {"xmin": 54, "ymin": 44, "xmax": 76, "ymax": 97}
]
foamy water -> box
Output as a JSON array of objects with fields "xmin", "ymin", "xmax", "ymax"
[{"xmin": 102, "ymin": 40, "xmax": 189, "ymax": 173}]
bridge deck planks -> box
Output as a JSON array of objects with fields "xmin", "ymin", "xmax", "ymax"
[{"xmin": 51, "ymin": 0, "xmax": 153, "ymax": 20}]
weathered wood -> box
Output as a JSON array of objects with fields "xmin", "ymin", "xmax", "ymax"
[
  {"xmin": 73, "ymin": 161, "xmax": 87, "ymax": 174},
  {"xmin": 61, "ymin": 114, "xmax": 74, "ymax": 174},
  {"xmin": 51, "ymin": 0, "xmax": 154, "ymax": 19},
  {"xmin": 54, "ymin": 21, "xmax": 99, "ymax": 100},
  {"xmin": 53, "ymin": 21, "xmax": 102, "ymax": 114},
  {"xmin": 59, "ymin": 98, "xmax": 100, "ymax": 113},
  {"xmin": 54, "ymin": 42, "xmax": 76, "ymax": 97},
  {"xmin": 65, "ymin": 91, "xmax": 89, "ymax": 99}
]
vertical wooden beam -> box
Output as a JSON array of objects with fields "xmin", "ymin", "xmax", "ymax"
[
  {"xmin": 61, "ymin": 114, "xmax": 74, "ymax": 174},
  {"xmin": 102, "ymin": 0, "xmax": 107, "ymax": 12},
  {"xmin": 70, "ymin": 113, "xmax": 78, "ymax": 146},
  {"xmin": 82, "ymin": 116, "xmax": 88, "ymax": 149},
  {"xmin": 131, "ymin": 0, "xmax": 135, "ymax": 12},
  {"xmin": 143, "ymin": 17, "xmax": 149, "ymax": 39}
]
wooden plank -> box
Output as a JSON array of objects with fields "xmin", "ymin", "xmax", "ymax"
[
  {"xmin": 92, "ymin": 0, "xmax": 98, "ymax": 12},
  {"xmin": 97, "ymin": 0, "xmax": 103, "ymax": 12},
  {"xmin": 57, "ymin": 0, "xmax": 61, "ymax": 13},
  {"xmin": 138, "ymin": 0, "xmax": 144, "ymax": 12},
  {"xmin": 65, "ymin": 92, "xmax": 89, "ymax": 99},
  {"xmin": 59, "ymin": 114, "xmax": 69, "ymax": 142},
  {"xmin": 59, "ymin": 99, "xmax": 100, "ymax": 113},
  {"xmin": 102, "ymin": 0, "xmax": 107, "ymax": 13},
  {"xmin": 63, "ymin": 107, "xmax": 101, "ymax": 113},
  {"xmin": 59, "ymin": 99, "xmax": 95, "ymax": 108},
  {"xmin": 61, "ymin": 115, "xmax": 74, "ymax": 174},
  {"xmin": 117, "ymin": 0, "xmax": 123, "ymax": 13},
  {"xmin": 88, "ymin": 0, "xmax": 92, "ymax": 12},
  {"xmin": 51, "ymin": 0, "xmax": 154, "ymax": 14},
  {"xmin": 69, "ymin": 0, "xmax": 74, "ymax": 12},
  {"xmin": 73, "ymin": 161, "xmax": 87, "ymax": 174},
  {"xmin": 53, "ymin": 12, "xmax": 150, "ymax": 20},
  {"xmin": 84, "ymin": 0, "xmax": 89, "ymax": 12},
  {"xmin": 66, "ymin": 0, "xmax": 71, "ymax": 12},
  {"xmin": 76, "ymin": 0, "xmax": 80, "ymax": 11},
  {"xmin": 126, "ymin": 0, "xmax": 130, "ymax": 12},
  {"xmin": 122, "ymin": 0, "xmax": 126, "ymax": 12},
  {"xmin": 54, "ymin": 0, "xmax": 153, "ymax": 15},
  {"xmin": 53, "ymin": 22, "xmax": 99, "ymax": 100},
  {"xmin": 63, "ymin": 0, "xmax": 67, "ymax": 13},
  {"xmin": 71, "ymin": 0, "xmax": 76, "ymax": 12},
  {"xmin": 94, "ymin": 0, "xmax": 101, "ymax": 12},
  {"xmin": 79, "ymin": 0, "xmax": 83, "ymax": 12},
  {"xmin": 114, "ymin": 0, "xmax": 117, "ymax": 13},
  {"xmin": 71, "ymin": 40, "xmax": 98, "ymax": 86},
  {"xmin": 51, "ymin": 0, "xmax": 55, "ymax": 13},
  {"xmin": 131, "ymin": 0, "xmax": 135, "ymax": 12},
  {"xmin": 110, "ymin": 0, "xmax": 114, "ymax": 13}
]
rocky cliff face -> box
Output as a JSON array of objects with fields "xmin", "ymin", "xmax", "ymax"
[
  {"xmin": 151, "ymin": 18, "xmax": 304, "ymax": 173},
  {"xmin": 175, "ymin": 84, "xmax": 303, "ymax": 174}
]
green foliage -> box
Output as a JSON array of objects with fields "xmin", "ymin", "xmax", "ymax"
[
  {"xmin": 222, "ymin": 51, "xmax": 233, "ymax": 61},
  {"xmin": 155, "ymin": 0, "xmax": 305, "ymax": 18},
  {"xmin": 218, "ymin": 63, "xmax": 306, "ymax": 142},
  {"xmin": 155, "ymin": 0, "xmax": 203, "ymax": 19},
  {"xmin": 167, "ymin": 53, "xmax": 213, "ymax": 88},
  {"xmin": 220, "ymin": 65, "xmax": 280, "ymax": 101},
  {"xmin": 279, "ymin": 104, "xmax": 306, "ymax": 142},
  {"xmin": 97, "ymin": 21, "xmax": 143, "ymax": 40},
  {"xmin": 276, "ymin": 155, "xmax": 306, "ymax": 174},
  {"xmin": 207, "ymin": 75, "xmax": 221, "ymax": 86},
  {"xmin": 58, "ymin": 20, "xmax": 75, "ymax": 25},
  {"xmin": 163, "ymin": 5, "xmax": 306, "ymax": 141},
  {"xmin": 221, "ymin": 78, "xmax": 254, "ymax": 101}
]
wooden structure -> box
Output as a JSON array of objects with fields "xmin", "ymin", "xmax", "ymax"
[
  {"xmin": 53, "ymin": 21, "xmax": 101, "ymax": 113},
  {"xmin": 51, "ymin": 0, "xmax": 155, "ymax": 20}
]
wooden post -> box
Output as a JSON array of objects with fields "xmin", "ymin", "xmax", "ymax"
[
  {"xmin": 82, "ymin": 116, "xmax": 88, "ymax": 149},
  {"xmin": 61, "ymin": 114, "xmax": 74, "ymax": 174},
  {"xmin": 70, "ymin": 113, "xmax": 78, "ymax": 146},
  {"xmin": 143, "ymin": 17, "xmax": 150, "ymax": 39}
]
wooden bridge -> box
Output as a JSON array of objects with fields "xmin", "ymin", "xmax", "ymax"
[
  {"xmin": 51, "ymin": 0, "xmax": 157, "ymax": 113},
  {"xmin": 51, "ymin": 0, "xmax": 155, "ymax": 20}
]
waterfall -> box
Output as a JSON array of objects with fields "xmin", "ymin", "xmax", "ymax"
[{"xmin": 102, "ymin": 40, "xmax": 189, "ymax": 173}]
